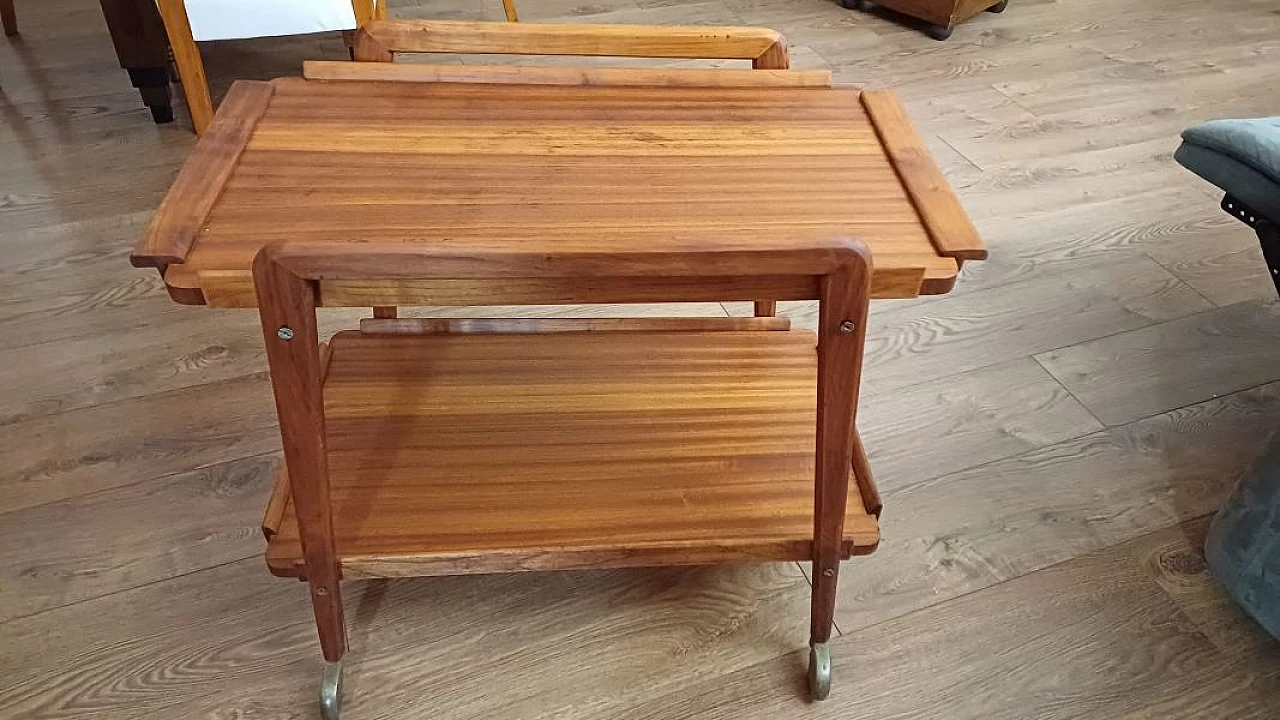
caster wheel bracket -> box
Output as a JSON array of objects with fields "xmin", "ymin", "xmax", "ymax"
[
  {"xmin": 808, "ymin": 642, "xmax": 832, "ymax": 700},
  {"xmin": 320, "ymin": 660, "xmax": 343, "ymax": 720}
]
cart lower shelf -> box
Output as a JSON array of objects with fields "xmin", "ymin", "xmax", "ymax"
[{"xmin": 263, "ymin": 328, "xmax": 880, "ymax": 579}]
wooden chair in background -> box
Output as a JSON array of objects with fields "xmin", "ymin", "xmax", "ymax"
[
  {"xmin": 153, "ymin": 1, "xmax": 521, "ymax": 134},
  {"xmin": 341, "ymin": 18, "xmax": 793, "ymax": 320}
]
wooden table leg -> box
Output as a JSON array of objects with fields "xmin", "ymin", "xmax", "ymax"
[
  {"xmin": 809, "ymin": 247, "xmax": 872, "ymax": 700},
  {"xmin": 98, "ymin": 0, "xmax": 175, "ymax": 124}
]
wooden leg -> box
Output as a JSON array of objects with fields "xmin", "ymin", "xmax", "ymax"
[
  {"xmin": 98, "ymin": 0, "xmax": 175, "ymax": 124},
  {"xmin": 1, "ymin": 0, "xmax": 17, "ymax": 36},
  {"xmin": 155, "ymin": 0, "xmax": 213, "ymax": 134},
  {"xmin": 1256, "ymin": 220, "xmax": 1280, "ymax": 297},
  {"xmin": 127, "ymin": 68, "xmax": 175, "ymax": 123},
  {"xmin": 753, "ymin": 300, "xmax": 776, "ymax": 317},
  {"xmin": 809, "ymin": 248, "xmax": 872, "ymax": 699},
  {"xmin": 255, "ymin": 256, "xmax": 348, "ymax": 663},
  {"xmin": 372, "ymin": 306, "xmax": 397, "ymax": 319},
  {"xmin": 502, "ymin": 0, "xmax": 518, "ymax": 22},
  {"xmin": 350, "ymin": 0, "xmax": 378, "ymax": 25}
]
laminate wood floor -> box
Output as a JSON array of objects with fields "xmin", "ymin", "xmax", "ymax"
[{"xmin": 1, "ymin": 0, "xmax": 1278, "ymax": 717}]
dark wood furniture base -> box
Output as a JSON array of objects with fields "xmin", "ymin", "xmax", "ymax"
[
  {"xmin": 98, "ymin": 0, "xmax": 175, "ymax": 124},
  {"xmin": 842, "ymin": 0, "xmax": 1008, "ymax": 40},
  {"xmin": 1222, "ymin": 195, "xmax": 1280, "ymax": 297}
]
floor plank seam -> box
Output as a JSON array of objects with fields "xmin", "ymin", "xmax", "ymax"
[
  {"xmin": 0, "ymin": 447, "xmax": 282, "ymax": 521},
  {"xmin": 0, "ymin": 368, "xmax": 273, "ymax": 432},
  {"xmin": 1026, "ymin": 299, "xmax": 1253, "ymax": 375},
  {"xmin": 936, "ymin": 132, "xmax": 986, "ymax": 174},
  {"xmin": 1032, "ymin": 358, "xmax": 1108, "ymax": 429},
  {"xmin": 879, "ymin": 376, "xmax": 1277, "ymax": 501},
  {"xmin": 837, "ymin": 515, "xmax": 1213, "ymax": 640},
  {"xmin": 0, "ymin": 555, "xmax": 259, "ymax": 628},
  {"xmin": 985, "ymin": 80, "xmax": 1040, "ymax": 119},
  {"xmin": 1139, "ymin": 248, "xmax": 1232, "ymax": 309}
]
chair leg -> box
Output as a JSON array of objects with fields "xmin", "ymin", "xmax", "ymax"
[
  {"xmin": 351, "ymin": 0, "xmax": 379, "ymax": 25},
  {"xmin": 1221, "ymin": 195, "xmax": 1280, "ymax": 298},
  {"xmin": 753, "ymin": 301, "xmax": 776, "ymax": 317},
  {"xmin": 502, "ymin": 0, "xmax": 518, "ymax": 22},
  {"xmin": 155, "ymin": 0, "xmax": 213, "ymax": 134},
  {"xmin": 1257, "ymin": 220, "xmax": 1280, "ymax": 297},
  {"xmin": 1, "ymin": 0, "xmax": 17, "ymax": 36}
]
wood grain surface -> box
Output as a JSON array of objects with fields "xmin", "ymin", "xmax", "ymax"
[
  {"xmin": 353, "ymin": 19, "xmax": 788, "ymax": 63},
  {"xmin": 632, "ymin": 524, "xmax": 1280, "ymax": 719},
  {"xmin": 861, "ymin": 88, "xmax": 986, "ymax": 262},
  {"xmin": 266, "ymin": 330, "xmax": 879, "ymax": 577},
  {"xmin": 303, "ymin": 59, "xmax": 832, "ymax": 87},
  {"xmin": 1035, "ymin": 299, "xmax": 1280, "ymax": 426},
  {"xmin": 4, "ymin": 0, "xmax": 1280, "ymax": 717},
  {"xmin": 129, "ymin": 81, "xmax": 273, "ymax": 267},
  {"xmin": 358, "ymin": 315, "xmax": 792, "ymax": 333},
  {"xmin": 136, "ymin": 74, "xmax": 971, "ymax": 303}
]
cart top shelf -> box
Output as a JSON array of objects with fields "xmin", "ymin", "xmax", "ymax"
[
  {"xmin": 131, "ymin": 70, "xmax": 984, "ymax": 307},
  {"xmin": 262, "ymin": 328, "xmax": 880, "ymax": 579}
]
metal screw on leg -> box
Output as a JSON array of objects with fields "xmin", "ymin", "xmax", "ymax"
[
  {"xmin": 320, "ymin": 660, "xmax": 344, "ymax": 720},
  {"xmin": 839, "ymin": 320, "xmax": 855, "ymax": 333},
  {"xmin": 277, "ymin": 326, "xmax": 295, "ymax": 341},
  {"xmin": 822, "ymin": 568, "xmax": 835, "ymax": 577}
]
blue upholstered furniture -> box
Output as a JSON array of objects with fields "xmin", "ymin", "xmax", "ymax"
[
  {"xmin": 1176, "ymin": 118, "xmax": 1280, "ymax": 639},
  {"xmin": 1175, "ymin": 117, "xmax": 1280, "ymax": 296},
  {"xmin": 1204, "ymin": 434, "xmax": 1280, "ymax": 639}
]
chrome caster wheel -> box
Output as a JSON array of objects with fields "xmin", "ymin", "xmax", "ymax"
[
  {"xmin": 926, "ymin": 24, "xmax": 954, "ymax": 40},
  {"xmin": 808, "ymin": 643, "xmax": 832, "ymax": 701},
  {"xmin": 320, "ymin": 661, "xmax": 343, "ymax": 720},
  {"xmin": 987, "ymin": 0, "xmax": 1008, "ymax": 12}
]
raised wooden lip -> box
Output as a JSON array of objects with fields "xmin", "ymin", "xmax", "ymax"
[
  {"xmin": 137, "ymin": 79, "xmax": 978, "ymax": 303},
  {"xmin": 860, "ymin": 88, "xmax": 987, "ymax": 263},
  {"xmin": 129, "ymin": 80, "xmax": 274, "ymax": 270},
  {"xmin": 353, "ymin": 18, "xmax": 789, "ymax": 66},
  {"xmin": 301, "ymin": 60, "xmax": 833, "ymax": 89}
]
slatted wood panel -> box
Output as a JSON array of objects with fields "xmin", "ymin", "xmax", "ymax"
[
  {"xmin": 266, "ymin": 330, "xmax": 879, "ymax": 578},
  {"xmin": 142, "ymin": 77, "xmax": 970, "ymax": 304}
]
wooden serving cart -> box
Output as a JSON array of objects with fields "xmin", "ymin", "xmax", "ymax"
[{"xmin": 131, "ymin": 19, "xmax": 985, "ymax": 719}]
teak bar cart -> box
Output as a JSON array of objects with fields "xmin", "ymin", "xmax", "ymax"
[{"xmin": 130, "ymin": 19, "xmax": 985, "ymax": 719}]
